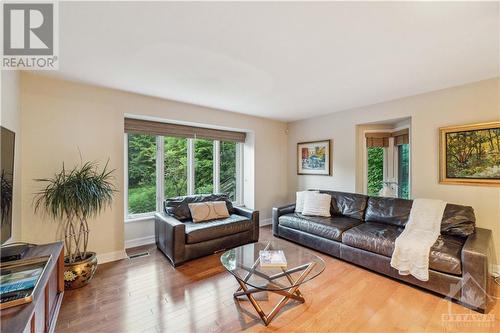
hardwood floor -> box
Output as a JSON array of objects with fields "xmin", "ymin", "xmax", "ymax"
[{"xmin": 55, "ymin": 226, "xmax": 499, "ymax": 333}]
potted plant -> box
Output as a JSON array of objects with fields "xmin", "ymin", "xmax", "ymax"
[{"xmin": 34, "ymin": 160, "xmax": 115, "ymax": 289}]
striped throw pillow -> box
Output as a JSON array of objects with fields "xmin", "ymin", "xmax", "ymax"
[
  {"xmin": 302, "ymin": 192, "xmax": 331, "ymax": 217},
  {"xmin": 295, "ymin": 190, "xmax": 319, "ymax": 213}
]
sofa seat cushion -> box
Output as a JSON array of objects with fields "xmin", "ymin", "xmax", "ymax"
[
  {"xmin": 429, "ymin": 234, "xmax": 465, "ymax": 276},
  {"xmin": 279, "ymin": 213, "xmax": 362, "ymax": 242},
  {"xmin": 342, "ymin": 222, "xmax": 465, "ymax": 275},
  {"xmin": 184, "ymin": 214, "xmax": 252, "ymax": 244},
  {"xmin": 342, "ymin": 222, "xmax": 403, "ymax": 257}
]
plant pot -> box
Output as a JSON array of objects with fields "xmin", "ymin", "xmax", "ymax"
[{"xmin": 63, "ymin": 252, "xmax": 97, "ymax": 290}]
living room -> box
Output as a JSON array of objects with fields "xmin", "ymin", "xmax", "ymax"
[{"xmin": 1, "ymin": 1, "xmax": 499, "ymax": 332}]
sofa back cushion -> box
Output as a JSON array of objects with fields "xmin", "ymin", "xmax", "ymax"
[
  {"xmin": 318, "ymin": 190, "xmax": 368, "ymax": 220},
  {"xmin": 365, "ymin": 197, "xmax": 413, "ymax": 227},
  {"xmin": 441, "ymin": 203, "xmax": 476, "ymax": 237},
  {"xmin": 164, "ymin": 194, "xmax": 234, "ymax": 221},
  {"xmin": 365, "ymin": 196, "xmax": 475, "ymax": 236}
]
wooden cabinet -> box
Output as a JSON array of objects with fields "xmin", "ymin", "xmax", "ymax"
[{"xmin": 1, "ymin": 242, "xmax": 64, "ymax": 333}]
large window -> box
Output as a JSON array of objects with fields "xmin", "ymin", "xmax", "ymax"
[
  {"xmin": 365, "ymin": 130, "xmax": 410, "ymax": 199},
  {"xmin": 127, "ymin": 134, "xmax": 157, "ymax": 214},
  {"xmin": 126, "ymin": 134, "xmax": 243, "ymax": 219}
]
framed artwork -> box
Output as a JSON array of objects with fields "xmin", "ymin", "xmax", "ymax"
[
  {"xmin": 439, "ymin": 121, "xmax": 500, "ymax": 186},
  {"xmin": 297, "ymin": 140, "xmax": 332, "ymax": 175}
]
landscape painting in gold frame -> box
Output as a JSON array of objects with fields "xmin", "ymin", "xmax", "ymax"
[{"xmin": 439, "ymin": 121, "xmax": 500, "ymax": 186}]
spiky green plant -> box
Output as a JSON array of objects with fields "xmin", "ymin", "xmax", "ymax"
[{"xmin": 34, "ymin": 161, "xmax": 115, "ymax": 263}]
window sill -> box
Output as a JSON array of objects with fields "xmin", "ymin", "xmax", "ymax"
[{"xmin": 125, "ymin": 214, "xmax": 155, "ymax": 223}]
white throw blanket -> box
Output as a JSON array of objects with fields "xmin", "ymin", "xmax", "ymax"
[{"xmin": 390, "ymin": 198, "xmax": 447, "ymax": 281}]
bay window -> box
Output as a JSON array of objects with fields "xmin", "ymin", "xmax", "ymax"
[{"xmin": 124, "ymin": 118, "xmax": 245, "ymax": 220}]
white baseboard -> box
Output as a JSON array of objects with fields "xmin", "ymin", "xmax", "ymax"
[
  {"xmin": 125, "ymin": 235, "xmax": 155, "ymax": 249},
  {"xmin": 97, "ymin": 250, "xmax": 127, "ymax": 264},
  {"xmin": 260, "ymin": 218, "xmax": 272, "ymax": 226}
]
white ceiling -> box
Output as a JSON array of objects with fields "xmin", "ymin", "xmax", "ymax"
[{"xmin": 44, "ymin": 1, "xmax": 499, "ymax": 121}]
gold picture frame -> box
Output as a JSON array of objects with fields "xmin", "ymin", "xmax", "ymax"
[
  {"xmin": 297, "ymin": 139, "xmax": 332, "ymax": 176},
  {"xmin": 439, "ymin": 121, "xmax": 500, "ymax": 186}
]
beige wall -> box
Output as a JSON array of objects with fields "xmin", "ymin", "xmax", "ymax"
[
  {"xmin": 20, "ymin": 73, "xmax": 288, "ymax": 257},
  {"xmin": 288, "ymin": 78, "xmax": 500, "ymax": 265},
  {"xmin": 1, "ymin": 71, "xmax": 22, "ymax": 242}
]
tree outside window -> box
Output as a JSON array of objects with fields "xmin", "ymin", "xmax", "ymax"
[
  {"xmin": 127, "ymin": 134, "xmax": 156, "ymax": 214},
  {"xmin": 164, "ymin": 137, "xmax": 187, "ymax": 198}
]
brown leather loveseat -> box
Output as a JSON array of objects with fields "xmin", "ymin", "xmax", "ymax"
[
  {"xmin": 272, "ymin": 190, "xmax": 494, "ymax": 313},
  {"xmin": 155, "ymin": 194, "xmax": 259, "ymax": 266}
]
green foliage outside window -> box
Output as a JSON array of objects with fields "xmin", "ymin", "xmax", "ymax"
[
  {"xmin": 195, "ymin": 139, "xmax": 214, "ymax": 194},
  {"xmin": 220, "ymin": 141, "xmax": 237, "ymax": 201},
  {"xmin": 165, "ymin": 137, "xmax": 187, "ymax": 198},
  {"xmin": 367, "ymin": 147, "xmax": 384, "ymax": 196},
  {"xmin": 127, "ymin": 134, "xmax": 239, "ymax": 216},
  {"xmin": 128, "ymin": 134, "xmax": 156, "ymax": 214},
  {"xmin": 398, "ymin": 144, "xmax": 410, "ymax": 199}
]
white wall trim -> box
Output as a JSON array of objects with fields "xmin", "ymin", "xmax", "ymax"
[
  {"xmin": 97, "ymin": 250, "xmax": 128, "ymax": 264},
  {"xmin": 125, "ymin": 235, "xmax": 156, "ymax": 249},
  {"xmin": 260, "ymin": 218, "xmax": 272, "ymax": 226}
]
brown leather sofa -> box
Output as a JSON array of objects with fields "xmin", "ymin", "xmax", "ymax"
[
  {"xmin": 155, "ymin": 194, "xmax": 259, "ymax": 266},
  {"xmin": 272, "ymin": 190, "xmax": 494, "ymax": 313}
]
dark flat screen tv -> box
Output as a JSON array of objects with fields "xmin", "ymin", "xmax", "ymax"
[{"xmin": 1, "ymin": 126, "xmax": 15, "ymax": 245}]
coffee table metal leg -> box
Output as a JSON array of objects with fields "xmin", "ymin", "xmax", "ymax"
[
  {"xmin": 236, "ymin": 242, "xmax": 272, "ymax": 292},
  {"xmin": 281, "ymin": 267, "xmax": 304, "ymax": 299},
  {"xmin": 236, "ymin": 279, "xmax": 269, "ymax": 323},
  {"xmin": 233, "ymin": 262, "xmax": 316, "ymax": 326}
]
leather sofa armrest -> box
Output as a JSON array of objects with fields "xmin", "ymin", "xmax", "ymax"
[
  {"xmin": 461, "ymin": 227, "xmax": 493, "ymax": 312},
  {"xmin": 233, "ymin": 206, "xmax": 260, "ymax": 242},
  {"xmin": 155, "ymin": 212, "xmax": 186, "ymax": 266},
  {"xmin": 272, "ymin": 203, "xmax": 296, "ymax": 237}
]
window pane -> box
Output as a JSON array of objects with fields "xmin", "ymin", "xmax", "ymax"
[
  {"xmin": 220, "ymin": 141, "xmax": 237, "ymax": 201},
  {"xmin": 195, "ymin": 139, "xmax": 213, "ymax": 194},
  {"xmin": 398, "ymin": 144, "xmax": 410, "ymax": 199},
  {"xmin": 367, "ymin": 147, "xmax": 384, "ymax": 196},
  {"xmin": 128, "ymin": 134, "xmax": 156, "ymax": 214},
  {"xmin": 164, "ymin": 137, "xmax": 187, "ymax": 199}
]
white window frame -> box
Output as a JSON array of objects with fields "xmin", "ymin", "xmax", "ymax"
[
  {"xmin": 125, "ymin": 134, "xmax": 243, "ymax": 222},
  {"xmin": 187, "ymin": 138, "xmax": 195, "ymax": 195},
  {"xmin": 213, "ymin": 140, "xmax": 221, "ymax": 194}
]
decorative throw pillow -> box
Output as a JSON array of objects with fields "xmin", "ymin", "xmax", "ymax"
[
  {"xmin": 164, "ymin": 194, "xmax": 234, "ymax": 221},
  {"xmin": 188, "ymin": 201, "xmax": 230, "ymax": 223},
  {"xmin": 295, "ymin": 190, "xmax": 319, "ymax": 213},
  {"xmin": 302, "ymin": 192, "xmax": 331, "ymax": 217}
]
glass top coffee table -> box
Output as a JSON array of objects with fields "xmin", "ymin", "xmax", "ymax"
[{"xmin": 220, "ymin": 241, "xmax": 325, "ymax": 326}]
